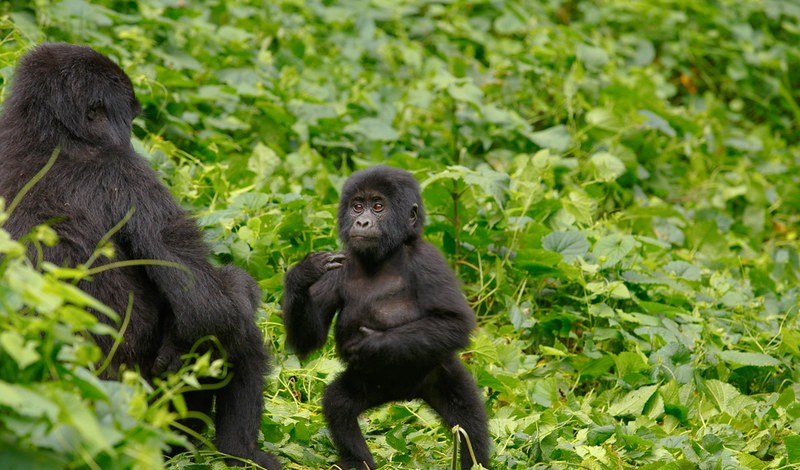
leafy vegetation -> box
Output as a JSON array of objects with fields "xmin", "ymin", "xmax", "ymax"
[{"xmin": 1, "ymin": 0, "xmax": 799, "ymax": 468}]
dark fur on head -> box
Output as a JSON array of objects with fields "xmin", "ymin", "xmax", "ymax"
[
  {"xmin": 337, "ymin": 165, "xmax": 425, "ymax": 260},
  {"xmin": 1, "ymin": 43, "xmax": 141, "ymax": 154}
]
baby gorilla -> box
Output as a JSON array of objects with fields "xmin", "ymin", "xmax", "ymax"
[{"xmin": 283, "ymin": 166, "xmax": 490, "ymax": 470}]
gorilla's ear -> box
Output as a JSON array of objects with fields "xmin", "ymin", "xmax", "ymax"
[{"xmin": 410, "ymin": 203, "xmax": 419, "ymax": 227}]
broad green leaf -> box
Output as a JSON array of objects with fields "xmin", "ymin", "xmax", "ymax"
[
  {"xmin": 529, "ymin": 378, "xmax": 558, "ymax": 408},
  {"xmin": 344, "ymin": 117, "xmax": 399, "ymax": 141},
  {"xmin": 594, "ymin": 234, "xmax": 638, "ymax": 268},
  {"xmin": 0, "ymin": 382, "xmax": 59, "ymax": 420},
  {"xmin": 542, "ymin": 231, "xmax": 590, "ymax": 262},
  {"xmin": 529, "ymin": 125, "xmax": 572, "ymax": 152},
  {"xmin": 481, "ymin": 104, "xmax": 516, "ymax": 125},
  {"xmin": 705, "ymin": 379, "xmax": 755, "ymax": 416},
  {"xmin": 0, "ymin": 446, "xmax": 69, "ymax": 470},
  {"xmin": 55, "ymin": 390, "xmax": 115, "ymax": 453},
  {"xmin": 586, "ymin": 108, "xmax": 625, "ymax": 131},
  {"xmin": 587, "ymin": 425, "xmax": 616, "ymax": 445},
  {"xmin": 217, "ymin": 25, "xmax": 252, "ymax": 42},
  {"xmin": 576, "ymin": 44, "xmax": 609, "ymax": 69},
  {"xmin": 638, "ymin": 110, "xmax": 676, "ymax": 137},
  {"xmin": 630, "ymin": 39, "xmax": 656, "ymax": 66},
  {"xmin": 579, "ymin": 355, "xmax": 615, "ymax": 379},
  {"xmin": 717, "ymin": 351, "xmax": 781, "ymax": 368},
  {"xmin": 563, "ymin": 191, "xmax": 595, "ymax": 226},
  {"xmin": 590, "ymin": 152, "xmax": 626, "ymax": 182},
  {"xmin": 5, "ymin": 263, "xmax": 63, "ymax": 313},
  {"xmin": 587, "ymin": 281, "xmax": 631, "ymax": 299},
  {"xmin": 447, "ymin": 81, "xmax": 483, "ymax": 105},
  {"xmin": 422, "ymin": 165, "xmax": 509, "ymax": 207},
  {"xmin": 0, "ymin": 230, "xmax": 25, "ymax": 256},
  {"xmin": 0, "ymin": 332, "xmax": 41, "ymax": 369},
  {"xmin": 664, "ymin": 261, "xmax": 701, "ymax": 281},
  {"xmin": 494, "ymin": 12, "xmax": 527, "ymax": 35},
  {"xmin": 462, "ymin": 166, "xmax": 510, "ymax": 207},
  {"xmin": 786, "ymin": 435, "xmax": 800, "ymax": 464},
  {"xmin": 608, "ymin": 384, "xmax": 658, "ymax": 417},
  {"xmin": 248, "ymin": 143, "xmax": 281, "ymax": 183},
  {"xmin": 615, "ymin": 351, "xmax": 650, "ymax": 377}
]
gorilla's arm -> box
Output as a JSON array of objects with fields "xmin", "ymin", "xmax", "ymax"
[
  {"xmin": 120, "ymin": 171, "xmax": 259, "ymax": 346},
  {"xmin": 282, "ymin": 252, "xmax": 344, "ymax": 358},
  {"xmin": 354, "ymin": 243, "xmax": 475, "ymax": 366}
]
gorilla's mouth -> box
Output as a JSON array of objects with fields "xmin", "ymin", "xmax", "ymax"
[{"xmin": 350, "ymin": 234, "xmax": 380, "ymax": 240}]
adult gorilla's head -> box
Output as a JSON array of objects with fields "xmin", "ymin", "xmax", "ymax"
[
  {"xmin": 2, "ymin": 43, "xmax": 141, "ymax": 152},
  {"xmin": 337, "ymin": 165, "xmax": 425, "ymax": 261}
]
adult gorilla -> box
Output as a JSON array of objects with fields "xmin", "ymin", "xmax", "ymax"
[
  {"xmin": 0, "ymin": 44, "xmax": 279, "ymax": 469},
  {"xmin": 283, "ymin": 166, "xmax": 490, "ymax": 470}
]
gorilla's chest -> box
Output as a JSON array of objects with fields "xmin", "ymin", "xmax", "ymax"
[{"xmin": 341, "ymin": 272, "xmax": 420, "ymax": 329}]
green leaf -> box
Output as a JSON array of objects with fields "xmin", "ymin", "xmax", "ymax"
[
  {"xmin": 447, "ymin": 81, "xmax": 483, "ymax": 105},
  {"xmin": 664, "ymin": 261, "xmax": 701, "ymax": 281},
  {"xmin": 576, "ymin": 43, "xmax": 609, "ymax": 69},
  {"xmin": 344, "ymin": 117, "xmax": 399, "ymax": 141},
  {"xmin": 586, "ymin": 108, "xmax": 625, "ymax": 131},
  {"xmin": 717, "ymin": 351, "xmax": 781, "ymax": 368},
  {"xmin": 615, "ymin": 351, "xmax": 650, "ymax": 377},
  {"xmin": 542, "ymin": 231, "xmax": 590, "ymax": 263},
  {"xmin": 0, "ymin": 230, "xmax": 25, "ymax": 256},
  {"xmin": 786, "ymin": 435, "xmax": 800, "ymax": 464},
  {"xmin": 704, "ymin": 379, "xmax": 755, "ymax": 416},
  {"xmin": 462, "ymin": 166, "xmax": 510, "ymax": 207},
  {"xmin": 0, "ymin": 382, "xmax": 59, "ymax": 420},
  {"xmin": 422, "ymin": 165, "xmax": 509, "ymax": 207},
  {"xmin": 248, "ymin": 143, "xmax": 281, "ymax": 184},
  {"xmin": 587, "ymin": 425, "xmax": 616, "ymax": 445},
  {"xmin": 0, "ymin": 332, "xmax": 41, "ymax": 369},
  {"xmin": 594, "ymin": 234, "xmax": 638, "ymax": 268},
  {"xmin": 563, "ymin": 191, "xmax": 595, "ymax": 226},
  {"xmin": 528, "ymin": 125, "xmax": 572, "ymax": 152},
  {"xmin": 0, "ymin": 446, "xmax": 69, "ymax": 470},
  {"xmin": 590, "ymin": 152, "xmax": 626, "ymax": 182},
  {"xmin": 630, "ymin": 39, "xmax": 656, "ymax": 66},
  {"xmin": 608, "ymin": 384, "xmax": 659, "ymax": 417},
  {"xmin": 638, "ymin": 110, "xmax": 676, "ymax": 137}
]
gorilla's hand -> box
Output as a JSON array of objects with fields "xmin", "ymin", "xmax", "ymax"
[
  {"xmin": 301, "ymin": 251, "xmax": 346, "ymax": 283},
  {"xmin": 343, "ymin": 326, "xmax": 384, "ymax": 360},
  {"xmin": 151, "ymin": 338, "xmax": 186, "ymax": 376}
]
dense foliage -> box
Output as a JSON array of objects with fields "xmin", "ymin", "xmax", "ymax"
[{"xmin": 0, "ymin": 0, "xmax": 799, "ymax": 468}]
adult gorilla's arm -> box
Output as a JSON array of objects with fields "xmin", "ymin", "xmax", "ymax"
[
  {"xmin": 282, "ymin": 252, "xmax": 344, "ymax": 358},
  {"xmin": 120, "ymin": 166, "xmax": 258, "ymax": 345},
  {"xmin": 353, "ymin": 243, "xmax": 475, "ymax": 366}
]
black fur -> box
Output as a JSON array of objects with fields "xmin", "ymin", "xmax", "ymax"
[
  {"xmin": 0, "ymin": 43, "xmax": 280, "ymax": 470},
  {"xmin": 283, "ymin": 165, "xmax": 490, "ymax": 470}
]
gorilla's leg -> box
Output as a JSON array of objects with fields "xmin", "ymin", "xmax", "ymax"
[
  {"xmin": 422, "ymin": 358, "xmax": 490, "ymax": 470},
  {"xmin": 214, "ymin": 325, "xmax": 280, "ymax": 470},
  {"xmin": 162, "ymin": 388, "xmax": 214, "ymax": 460},
  {"xmin": 322, "ymin": 371, "xmax": 385, "ymax": 470}
]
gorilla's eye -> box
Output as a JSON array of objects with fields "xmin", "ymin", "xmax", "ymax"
[
  {"xmin": 87, "ymin": 100, "xmax": 104, "ymax": 121},
  {"xmin": 373, "ymin": 202, "xmax": 384, "ymax": 212},
  {"xmin": 353, "ymin": 203, "xmax": 364, "ymax": 213}
]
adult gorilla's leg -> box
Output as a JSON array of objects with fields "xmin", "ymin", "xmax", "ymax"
[
  {"xmin": 214, "ymin": 324, "xmax": 279, "ymax": 469},
  {"xmin": 166, "ymin": 388, "xmax": 214, "ymax": 457},
  {"xmin": 422, "ymin": 358, "xmax": 490, "ymax": 470},
  {"xmin": 322, "ymin": 370, "xmax": 383, "ymax": 470}
]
